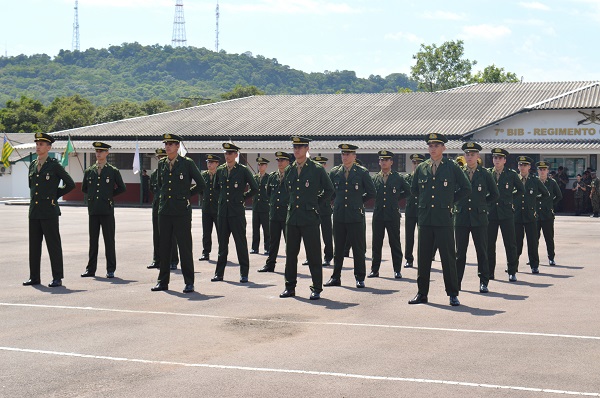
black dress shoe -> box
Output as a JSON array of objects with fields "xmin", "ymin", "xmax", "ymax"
[
  {"xmin": 250, "ymin": 249, "xmax": 259, "ymax": 254},
  {"xmin": 531, "ymin": 267, "xmax": 539, "ymax": 274},
  {"xmin": 81, "ymin": 270, "xmax": 95, "ymax": 277},
  {"xmin": 322, "ymin": 260, "xmax": 331, "ymax": 267},
  {"xmin": 404, "ymin": 262, "xmax": 413, "ymax": 268},
  {"xmin": 106, "ymin": 272, "xmax": 115, "ymax": 278},
  {"xmin": 394, "ymin": 272, "xmax": 402, "ymax": 279},
  {"xmin": 240, "ymin": 276, "xmax": 249, "ymax": 283},
  {"xmin": 147, "ymin": 262, "xmax": 159, "ymax": 269},
  {"xmin": 509, "ymin": 274, "xmax": 517, "ymax": 282},
  {"xmin": 302, "ymin": 259, "xmax": 309, "ymax": 265},
  {"xmin": 211, "ymin": 275, "xmax": 223, "ymax": 282},
  {"xmin": 356, "ymin": 280, "xmax": 365, "ymax": 288},
  {"xmin": 479, "ymin": 284, "xmax": 489, "ymax": 293},
  {"xmin": 183, "ymin": 284, "xmax": 194, "ymax": 293},
  {"xmin": 449, "ymin": 296, "xmax": 460, "ymax": 306},
  {"xmin": 279, "ymin": 289, "xmax": 296, "ymax": 298},
  {"xmin": 23, "ymin": 279, "xmax": 41, "ymax": 286},
  {"xmin": 408, "ymin": 293, "xmax": 428, "ymax": 304},
  {"xmin": 549, "ymin": 259, "xmax": 556, "ymax": 266},
  {"xmin": 170, "ymin": 262, "xmax": 178, "ymax": 270},
  {"xmin": 324, "ymin": 278, "xmax": 341, "ymax": 287},
  {"xmin": 367, "ymin": 271, "xmax": 379, "ymax": 278},
  {"xmin": 151, "ymin": 283, "xmax": 168, "ymax": 291},
  {"xmin": 309, "ymin": 291, "xmax": 320, "ymax": 300},
  {"xmin": 48, "ymin": 279, "xmax": 62, "ymax": 288},
  {"xmin": 263, "ymin": 250, "xmax": 270, "ymax": 255},
  {"xmin": 257, "ymin": 265, "xmax": 274, "ymax": 272},
  {"xmin": 199, "ymin": 254, "xmax": 210, "ymax": 261}
]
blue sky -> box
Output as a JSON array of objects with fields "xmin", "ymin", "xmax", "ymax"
[{"xmin": 2, "ymin": 0, "xmax": 599, "ymax": 82}]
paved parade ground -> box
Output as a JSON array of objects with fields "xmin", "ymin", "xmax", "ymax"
[{"xmin": 1, "ymin": 204, "xmax": 599, "ymax": 397}]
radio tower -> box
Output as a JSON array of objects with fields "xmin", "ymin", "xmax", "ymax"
[
  {"xmin": 171, "ymin": 0, "xmax": 187, "ymax": 47},
  {"xmin": 215, "ymin": 1, "xmax": 220, "ymax": 52},
  {"xmin": 72, "ymin": 0, "xmax": 80, "ymax": 51}
]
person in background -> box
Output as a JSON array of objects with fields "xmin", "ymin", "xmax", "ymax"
[
  {"xmin": 572, "ymin": 174, "xmax": 586, "ymax": 216},
  {"xmin": 536, "ymin": 161, "xmax": 562, "ymax": 266}
]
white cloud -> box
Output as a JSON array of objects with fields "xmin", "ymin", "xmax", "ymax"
[
  {"xmin": 518, "ymin": 2, "xmax": 551, "ymax": 11},
  {"xmin": 422, "ymin": 10, "xmax": 467, "ymax": 20},
  {"xmin": 461, "ymin": 24, "xmax": 511, "ymax": 40},
  {"xmin": 384, "ymin": 32, "xmax": 423, "ymax": 44},
  {"xmin": 225, "ymin": 0, "xmax": 362, "ymax": 15}
]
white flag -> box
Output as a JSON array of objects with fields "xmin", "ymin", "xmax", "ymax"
[
  {"xmin": 178, "ymin": 141, "xmax": 188, "ymax": 157},
  {"xmin": 132, "ymin": 141, "xmax": 140, "ymax": 175}
]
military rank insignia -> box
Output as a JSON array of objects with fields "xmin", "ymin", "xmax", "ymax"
[{"xmin": 355, "ymin": 183, "xmax": 359, "ymax": 190}]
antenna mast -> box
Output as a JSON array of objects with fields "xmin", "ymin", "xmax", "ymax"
[
  {"xmin": 215, "ymin": 1, "xmax": 220, "ymax": 52},
  {"xmin": 171, "ymin": 0, "xmax": 187, "ymax": 47},
  {"xmin": 72, "ymin": 0, "xmax": 80, "ymax": 51}
]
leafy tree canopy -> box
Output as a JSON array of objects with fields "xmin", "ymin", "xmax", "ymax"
[{"xmin": 470, "ymin": 64, "xmax": 520, "ymax": 83}]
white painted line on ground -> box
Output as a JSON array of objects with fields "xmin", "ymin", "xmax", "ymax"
[
  {"xmin": 0, "ymin": 346, "xmax": 598, "ymax": 396},
  {"xmin": 2, "ymin": 302, "xmax": 600, "ymax": 341}
]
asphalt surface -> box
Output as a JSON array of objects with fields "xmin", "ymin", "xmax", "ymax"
[{"xmin": 1, "ymin": 204, "xmax": 599, "ymax": 397}]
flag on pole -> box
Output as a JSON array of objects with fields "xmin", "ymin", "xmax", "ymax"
[
  {"xmin": 178, "ymin": 141, "xmax": 188, "ymax": 157},
  {"xmin": 1, "ymin": 135, "xmax": 14, "ymax": 168},
  {"xmin": 132, "ymin": 141, "xmax": 140, "ymax": 175},
  {"xmin": 60, "ymin": 136, "xmax": 74, "ymax": 167}
]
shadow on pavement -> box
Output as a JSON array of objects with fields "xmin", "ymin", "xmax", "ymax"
[
  {"xmin": 164, "ymin": 291, "xmax": 224, "ymax": 301},
  {"xmin": 32, "ymin": 285, "xmax": 87, "ymax": 294},
  {"xmin": 462, "ymin": 289, "xmax": 529, "ymax": 301},
  {"xmin": 294, "ymin": 296, "xmax": 359, "ymax": 310},
  {"xmin": 428, "ymin": 302, "xmax": 505, "ymax": 316}
]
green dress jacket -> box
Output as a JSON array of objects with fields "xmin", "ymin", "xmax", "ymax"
[
  {"xmin": 487, "ymin": 167, "xmax": 525, "ymax": 221},
  {"xmin": 285, "ymin": 158, "xmax": 334, "ymax": 226},
  {"xmin": 200, "ymin": 170, "xmax": 218, "ymax": 215},
  {"xmin": 403, "ymin": 173, "xmax": 418, "ymax": 218},
  {"xmin": 266, "ymin": 170, "xmax": 289, "ymax": 222},
  {"xmin": 214, "ymin": 162, "xmax": 258, "ymax": 217},
  {"xmin": 28, "ymin": 157, "xmax": 75, "ymax": 219},
  {"xmin": 372, "ymin": 171, "xmax": 410, "ymax": 222},
  {"xmin": 537, "ymin": 177, "xmax": 562, "ymax": 221},
  {"xmin": 513, "ymin": 175, "xmax": 550, "ymax": 223},
  {"xmin": 329, "ymin": 164, "xmax": 376, "ymax": 223},
  {"xmin": 82, "ymin": 163, "xmax": 126, "ymax": 215},
  {"xmin": 252, "ymin": 173, "xmax": 270, "ymax": 213},
  {"xmin": 156, "ymin": 155, "xmax": 205, "ymax": 216},
  {"xmin": 411, "ymin": 158, "xmax": 471, "ymax": 227},
  {"xmin": 453, "ymin": 165, "xmax": 499, "ymax": 227}
]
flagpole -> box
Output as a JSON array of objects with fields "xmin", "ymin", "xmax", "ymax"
[
  {"xmin": 67, "ymin": 135, "xmax": 85, "ymax": 173},
  {"xmin": 3, "ymin": 133, "xmax": 30, "ymax": 169}
]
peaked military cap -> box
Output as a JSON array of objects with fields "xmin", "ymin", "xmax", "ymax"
[
  {"xmin": 313, "ymin": 155, "xmax": 328, "ymax": 163},
  {"xmin": 517, "ymin": 156, "xmax": 533, "ymax": 165},
  {"xmin": 275, "ymin": 151, "xmax": 291, "ymax": 160},
  {"xmin": 339, "ymin": 143, "xmax": 358, "ymax": 152},
  {"xmin": 206, "ymin": 154, "xmax": 221, "ymax": 162},
  {"xmin": 222, "ymin": 142, "xmax": 241, "ymax": 152},
  {"xmin": 92, "ymin": 141, "xmax": 111, "ymax": 151},
  {"xmin": 378, "ymin": 150, "xmax": 394, "ymax": 159},
  {"xmin": 491, "ymin": 148, "xmax": 509, "ymax": 157},
  {"xmin": 155, "ymin": 148, "xmax": 167, "ymax": 156},
  {"xmin": 410, "ymin": 154, "xmax": 426, "ymax": 162},
  {"xmin": 256, "ymin": 157, "xmax": 270, "ymax": 164},
  {"xmin": 461, "ymin": 142, "xmax": 482, "ymax": 152},
  {"xmin": 425, "ymin": 133, "xmax": 448, "ymax": 144},
  {"xmin": 163, "ymin": 133, "xmax": 182, "ymax": 143},
  {"xmin": 536, "ymin": 161, "xmax": 549, "ymax": 169},
  {"xmin": 291, "ymin": 136, "xmax": 311, "ymax": 145},
  {"xmin": 34, "ymin": 132, "xmax": 55, "ymax": 144}
]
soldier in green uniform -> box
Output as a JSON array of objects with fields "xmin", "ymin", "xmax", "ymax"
[
  {"xmin": 80, "ymin": 142, "xmax": 126, "ymax": 279},
  {"xmin": 251, "ymin": 157, "xmax": 271, "ymax": 254},
  {"xmin": 280, "ymin": 137, "xmax": 334, "ymax": 300},
  {"xmin": 403, "ymin": 154, "xmax": 425, "ymax": 268},
  {"xmin": 590, "ymin": 171, "xmax": 600, "ymax": 218},
  {"xmin": 514, "ymin": 156, "xmax": 550, "ymax": 274},
  {"xmin": 148, "ymin": 149, "xmax": 179, "ymax": 270},
  {"xmin": 325, "ymin": 144, "xmax": 376, "ymax": 288},
  {"xmin": 151, "ymin": 134, "xmax": 205, "ymax": 293},
  {"xmin": 369, "ymin": 150, "xmax": 410, "ymax": 279},
  {"xmin": 487, "ymin": 148, "xmax": 524, "ymax": 282},
  {"xmin": 535, "ymin": 161, "xmax": 562, "ymax": 266},
  {"xmin": 408, "ymin": 133, "xmax": 471, "ymax": 306},
  {"xmin": 453, "ymin": 142, "xmax": 499, "ymax": 293},
  {"xmin": 258, "ymin": 152, "xmax": 291, "ymax": 272},
  {"xmin": 198, "ymin": 154, "xmax": 221, "ymax": 261},
  {"xmin": 24, "ymin": 132, "xmax": 75, "ymax": 288},
  {"xmin": 212, "ymin": 143, "xmax": 258, "ymax": 283}
]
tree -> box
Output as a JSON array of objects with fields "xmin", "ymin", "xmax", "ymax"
[
  {"xmin": 0, "ymin": 96, "xmax": 46, "ymax": 134},
  {"xmin": 141, "ymin": 98, "xmax": 171, "ymax": 115},
  {"xmin": 220, "ymin": 85, "xmax": 265, "ymax": 100},
  {"xmin": 95, "ymin": 101, "xmax": 145, "ymax": 124},
  {"xmin": 410, "ymin": 40, "xmax": 477, "ymax": 92},
  {"xmin": 45, "ymin": 95, "xmax": 96, "ymax": 132},
  {"xmin": 470, "ymin": 64, "xmax": 519, "ymax": 83}
]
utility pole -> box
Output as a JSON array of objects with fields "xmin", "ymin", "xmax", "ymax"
[
  {"xmin": 72, "ymin": 0, "xmax": 80, "ymax": 51},
  {"xmin": 171, "ymin": 0, "xmax": 187, "ymax": 47},
  {"xmin": 215, "ymin": 0, "xmax": 220, "ymax": 52}
]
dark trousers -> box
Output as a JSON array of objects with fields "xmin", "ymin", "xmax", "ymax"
[
  {"xmin": 86, "ymin": 214, "xmax": 116, "ymax": 273},
  {"xmin": 455, "ymin": 225, "xmax": 489, "ymax": 288},
  {"xmin": 202, "ymin": 210, "xmax": 218, "ymax": 255},
  {"xmin": 215, "ymin": 216, "xmax": 250, "ymax": 278},
  {"xmin": 516, "ymin": 221, "xmax": 540, "ymax": 268},
  {"xmin": 488, "ymin": 218, "xmax": 518, "ymax": 276},
  {"xmin": 404, "ymin": 216, "xmax": 418, "ymax": 262},
  {"xmin": 574, "ymin": 197, "xmax": 584, "ymax": 215},
  {"xmin": 332, "ymin": 221, "xmax": 366, "ymax": 282},
  {"xmin": 152, "ymin": 209, "xmax": 178, "ymax": 264},
  {"xmin": 251, "ymin": 211, "xmax": 270, "ymax": 252},
  {"xmin": 284, "ymin": 223, "xmax": 323, "ymax": 293},
  {"xmin": 28, "ymin": 217, "xmax": 64, "ymax": 281},
  {"xmin": 371, "ymin": 218, "xmax": 403, "ymax": 273},
  {"xmin": 537, "ymin": 219, "xmax": 555, "ymax": 261},
  {"xmin": 320, "ymin": 213, "xmax": 333, "ymax": 261},
  {"xmin": 157, "ymin": 214, "xmax": 194, "ymax": 286},
  {"xmin": 265, "ymin": 219, "xmax": 286, "ymax": 269},
  {"xmin": 417, "ymin": 225, "xmax": 459, "ymax": 297}
]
